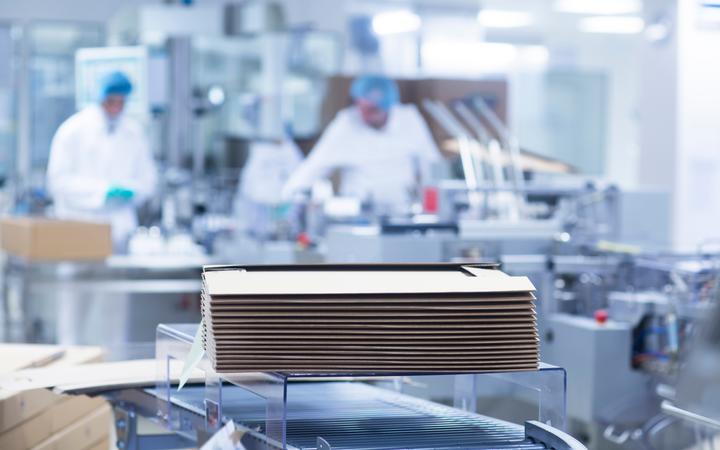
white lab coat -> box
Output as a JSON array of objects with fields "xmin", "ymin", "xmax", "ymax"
[
  {"xmin": 240, "ymin": 139, "xmax": 303, "ymax": 204},
  {"xmin": 236, "ymin": 139, "xmax": 304, "ymax": 238},
  {"xmin": 282, "ymin": 104, "xmax": 440, "ymax": 212},
  {"xmin": 47, "ymin": 105, "xmax": 157, "ymax": 247}
]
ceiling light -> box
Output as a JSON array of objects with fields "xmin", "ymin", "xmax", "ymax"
[
  {"xmin": 645, "ymin": 18, "xmax": 672, "ymax": 43},
  {"xmin": 207, "ymin": 86, "xmax": 226, "ymax": 106},
  {"xmin": 421, "ymin": 41, "xmax": 519, "ymax": 74},
  {"xmin": 522, "ymin": 45, "xmax": 550, "ymax": 66},
  {"xmin": 477, "ymin": 10, "xmax": 533, "ymax": 28},
  {"xmin": 579, "ymin": 16, "xmax": 645, "ymax": 34},
  {"xmin": 372, "ymin": 10, "xmax": 421, "ymax": 35},
  {"xmin": 555, "ymin": 0, "xmax": 641, "ymax": 15}
]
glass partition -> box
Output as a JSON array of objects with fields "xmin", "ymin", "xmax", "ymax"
[{"xmin": 156, "ymin": 323, "xmax": 567, "ymax": 450}]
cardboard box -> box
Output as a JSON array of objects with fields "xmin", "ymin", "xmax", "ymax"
[
  {"xmin": 31, "ymin": 403, "xmax": 111, "ymax": 450},
  {"xmin": 84, "ymin": 438, "xmax": 110, "ymax": 450},
  {"xmin": 0, "ymin": 389, "xmax": 59, "ymax": 435},
  {"xmin": 0, "ymin": 345, "xmax": 104, "ymax": 433},
  {"xmin": 0, "ymin": 218, "xmax": 112, "ymax": 261},
  {"xmin": 0, "ymin": 359, "xmax": 204, "ymax": 395},
  {"xmin": 0, "ymin": 395, "xmax": 107, "ymax": 450}
]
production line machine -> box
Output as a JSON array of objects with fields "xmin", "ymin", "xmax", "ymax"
[
  {"xmin": 536, "ymin": 253, "xmax": 720, "ymax": 450},
  {"xmin": 319, "ymin": 198, "xmax": 716, "ymax": 450}
]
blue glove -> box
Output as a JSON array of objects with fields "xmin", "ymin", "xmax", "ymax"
[{"xmin": 106, "ymin": 186, "xmax": 135, "ymax": 204}]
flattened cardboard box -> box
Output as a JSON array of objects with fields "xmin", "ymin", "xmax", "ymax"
[
  {"xmin": 213, "ymin": 365, "xmax": 539, "ymax": 373},
  {"xmin": 202, "ymin": 264, "xmax": 539, "ymax": 373},
  {"xmin": 0, "ymin": 359, "xmax": 203, "ymax": 395},
  {"xmin": 202, "ymin": 264, "xmax": 535, "ymax": 296},
  {"xmin": 208, "ymin": 341, "xmax": 537, "ymax": 349},
  {"xmin": 0, "ymin": 345, "xmax": 67, "ymax": 375},
  {"xmin": 0, "ymin": 217, "xmax": 111, "ymax": 262},
  {"xmin": 206, "ymin": 293, "xmax": 536, "ymax": 304}
]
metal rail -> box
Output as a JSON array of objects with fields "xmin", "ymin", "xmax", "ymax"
[
  {"xmin": 422, "ymin": 99, "xmax": 485, "ymax": 214},
  {"xmin": 661, "ymin": 401, "xmax": 720, "ymax": 431}
]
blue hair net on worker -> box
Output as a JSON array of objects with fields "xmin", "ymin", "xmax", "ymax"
[
  {"xmin": 99, "ymin": 71, "xmax": 133, "ymax": 100},
  {"xmin": 350, "ymin": 75, "xmax": 399, "ymax": 111}
]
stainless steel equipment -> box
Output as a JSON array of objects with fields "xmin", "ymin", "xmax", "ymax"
[
  {"xmin": 0, "ymin": 255, "xmax": 213, "ymax": 358},
  {"xmin": 542, "ymin": 253, "xmax": 720, "ymax": 450}
]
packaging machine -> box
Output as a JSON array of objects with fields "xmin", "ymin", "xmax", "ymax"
[{"xmin": 539, "ymin": 253, "xmax": 720, "ymax": 449}]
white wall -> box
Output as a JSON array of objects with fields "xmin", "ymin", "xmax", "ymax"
[
  {"xmin": 507, "ymin": 34, "xmax": 640, "ymax": 182},
  {"xmin": 553, "ymin": 35, "xmax": 641, "ymax": 184},
  {"xmin": 639, "ymin": 0, "xmax": 720, "ymax": 250},
  {"xmin": 637, "ymin": 6, "xmax": 678, "ymax": 248},
  {"xmin": 674, "ymin": 1, "xmax": 720, "ymax": 250}
]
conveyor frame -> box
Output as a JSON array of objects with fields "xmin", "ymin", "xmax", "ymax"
[{"xmin": 142, "ymin": 323, "xmax": 576, "ymax": 449}]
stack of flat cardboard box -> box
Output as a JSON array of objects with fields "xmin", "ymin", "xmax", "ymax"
[
  {"xmin": 0, "ymin": 345, "xmax": 110, "ymax": 450},
  {"xmin": 201, "ymin": 264, "xmax": 538, "ymax": 373}
]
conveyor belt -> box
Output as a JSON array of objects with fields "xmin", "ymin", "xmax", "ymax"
[{"xmin": 154, "ymin": 382, "xmax": 549, "ymax": 449}]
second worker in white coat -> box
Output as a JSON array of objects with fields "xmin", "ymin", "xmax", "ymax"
[{"xmin": 282, "ymin": 75, "xmax": 441, "ymax": 214}]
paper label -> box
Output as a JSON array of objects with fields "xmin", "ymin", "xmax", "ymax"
[
  {"xmin": 178, "ymin": 324, "xmax": 205, "ymax": 391},
  {"xmin": 201, "ymin": 421, "xmax": 246, "ymax": 450}
]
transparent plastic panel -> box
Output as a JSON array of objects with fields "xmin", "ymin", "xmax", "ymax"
[
  {"xmin": 211, "ymin": 371, "xmax": 288, "ymax": 448},
  {"xmin": 393, "ymin": 365, "xmax": 566, "ymax": 431},
  {"xmin": 155, "ymin": 323, "xmax": 200, "ymax": 432},
  {"xmin": 487, "ymin": 363, "xmax": 567, "ymax": 429},
  {"xmin": 157, "ymin": 324, "xmax": 567, "ymax": 449}
]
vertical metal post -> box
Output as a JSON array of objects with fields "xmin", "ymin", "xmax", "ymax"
[
  {"xmin": 260, "ymin": 34, "xmax": 286, "ymax": 138},
  {"xmin": 474, "ymin": 97, "xmax": 527, "ymax": 219},
  {"xmin": 15, "ymin": 23, "xmax": 31, "ymax": 187},
  {"xmin": 422, "ymin": 99, "xmax": 484, "ymax": 216},
  {"xmin": 193, "ymin": 116, "xmax": 204, "ymax": 179},
  {"xmin": 166, "ymin": 37, "xmax": 193, "ymax": 169}
]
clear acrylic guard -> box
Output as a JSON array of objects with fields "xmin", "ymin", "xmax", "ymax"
[{"xmin": 155, "ymin": 323, "xmax": 567, "ymax": 449}]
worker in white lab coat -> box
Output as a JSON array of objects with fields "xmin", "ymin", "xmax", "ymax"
[
  {"xmin": 47, "ymin": 71, "xmax": 157, "ymax": 251},
  {"xmin": 282, "ymin": 75, "xmax": 441, "ymax": 214},
  {"xmin": 46, "ymin": 71, "xmax": 158, "ymax": 349}
]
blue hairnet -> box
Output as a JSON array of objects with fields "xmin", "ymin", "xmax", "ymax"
[
  {"xmin": 99, "ymin": 71, "xmax": 133, "ymax": 100},
  {"xmin": 350, "ymin": 75, "xmax": 399, "ymax": 111}
]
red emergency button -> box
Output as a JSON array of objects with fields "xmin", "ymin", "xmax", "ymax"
[
  {"xmin": 297, "ymin": 232, "xmax": 311, "ymax": 248},
  {"xmin": 594, "ymin": 309, "xmax": 609, "ymax": 325}
]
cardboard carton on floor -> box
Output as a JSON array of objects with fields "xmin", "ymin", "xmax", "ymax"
[
  {"xmin": 85, "ymin": 438, "xmax": 110, "ymax": 450},
  {"xmin": 0, "ymin": 395, "xmax": 107, "ymax": 450},
  {"xmin": 0, "ymin": 345, "xmax": 105, "ymax": 433},
  {"xmin": 0, "ymin": 217, "xmax": 112, "ymax": 261},
  {"xmin": 31, "ymin": 403, "xmax": 111, "ymax": 450},
  {"xmin": 0, "ymin": 389, "xmax": 59, "ymax": 436}
]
